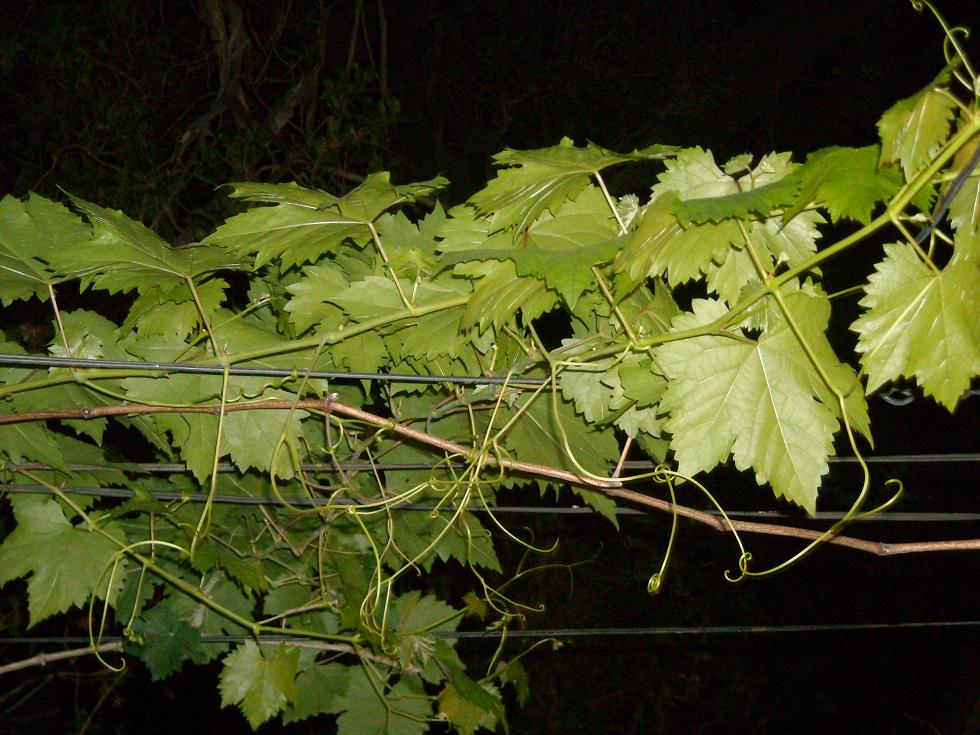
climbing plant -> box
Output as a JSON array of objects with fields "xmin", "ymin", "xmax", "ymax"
[{"xmin": 1, "ymin": 4, "xmax": 979, "ymax": 732}]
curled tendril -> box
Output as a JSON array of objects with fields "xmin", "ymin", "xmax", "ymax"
[
  {"xmin": 90, "ymin": 540, "xmax": 189, "ymax": 672},
  {"xmin": 724, "ymin": 552, "xmax": 754, "ymax": 584},
  {"xmin": 646, "ymin": 467, "xmax": 677, "ymax": 595},
  {"xmin": 652, "ymin": 465, "xmax": 753, "ymax": 584},
  {"xmin": 853, "ymin": 479, "xmax": 905, "ymax": 521},
  {"xmin": 910, "ymin": 0, "xmax": 978, "ymax": 93}
]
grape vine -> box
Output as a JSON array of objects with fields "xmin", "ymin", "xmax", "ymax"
[{"xmin": 1, "ymin": 5, "xmax": 979, "ymax": 731}]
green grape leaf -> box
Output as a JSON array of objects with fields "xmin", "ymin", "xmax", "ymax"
[
  {"xmin": 442, "ymin": 240, "xmax": 618, "ymax": 310},
  {"xmin": 391, "ymin": 590, "xmax": 461, "ymax": 634},
  {"xmin": 498, "ymin": 395, "xmax": 620, "ymax": 524},
  {"xmin": 0, "ymin": 413, "xmax": 64, "ymax": 468},
  {"xmin": 213, "ymin": 545, "xmax": 268, "ymax": 596},
  {"xmin": 336, "ymin": 669, "xmax": 432, "ymax": 735},
  {"xmin": 0, "ymin": 496, "xmax": 126, "ymax": 626},
  {"xmin": 204, "ymin": 204, "xmax": 370, "ymax": 270},
  {"xmin": 329, "ymin": 330, "xmax": 390, "ymax": 372},
  {"xmin": 559, "ymin": 364, "xmax": 616, "ymax": 424},
  {"xmin": 674, "ymin": 176, "xmax": 800, "ymax": 226},
  {"xmin": 651, "ymin": 146, "xmax": 739, "ymax": 201},
  {"xmin": 619, "ymin": 360, "xmax": 667, "ymax": 406},
  {"xmin": 560, "ymin": 355, "xmax": 665, "ymax": 441},
  {"xmin": 525, "ymin": 184, "xmax": 620, "ymax": 246},
  {"xmin": 163, "ymin": 572, "xmax": 252, "ymax": 662},
  {"xmin": 458, "ymin": 260, "xmax": 556, "ymax": 331},
  {"xmin": 282, "ymin": 663, "xmax": 350, "ymax": 724},
  {"xmin": 338, "ymin": 172, "xmax": 448, "ymax": 222},
  {"xmin": 665, "ymin": 220, "xmax": 743, "ymax": 285},
  {"xmin": 123, "ymin": 278, "xmax": 228, "ymax": 339},
  {"xmin": 261, "ymin": 583, "xmax": 312, "ymax": 618},
  {"xmin": 751, "ymin": 210, "xmax": 824, "ymax": 267},
  {"xmin": 784, "ymin": 146, "xmax": 901, "ymax": 225},
  {"xmin": 612, "ymin": 196, "xmax": 682, "ymax": 291},
  {"xmin": 389, "ymin": 591, "xmax": 461, "ymax": 672},
  {"xmin": 221, "ymin": 181, "xmax": 339, "ymax": 208},
  {"xmin": 155, "ymin": 412, "xmax": 219, "ymax": 482},
  {"xmin": 852, "ymin": 242, "xmax": 980, "ymax": 410},
  {"xmin": 222, "ymin": 395, "xmax": 308, "ymax": 479},
  {"xmin": 284, "ymin": 264, "xmax": 348, "ymax": 333},
  {"xmin": 130, "ymin": 604, "xmax": 205, "ymax": 680},
  {"xmin": 219, "ymin": 641, "xmax": 299, "ymax": 729},
  {"xmin": 434, "ymin": 204, "xmax": 514, "ymax": 253},
  {"xmin": 656, "ymin": 298, "xmax": 842, "ymax": 512},
  {"xmin": 614, "ymin": 281, "xmax": 679, "ymax": 338},
  {"xmin": 377, "ymin": 207, "xmax": 447, "ymax": 274},
  {"xmin": 469, "ymin": 137, "xmax": 674, "ymax": 233},
  {"xmin": 613, "ymin": 195, "xmax": 742, "ymax": 288},
  {"xmin": 441, "ymin": 186, "xmax": 622, "ymax": 308},
  {"xmin": 49, "ymin": 308, "xmax": 120, "ymax": 359},
  {"xmin": 877, "ymin": 71, "xmax": 956, "ymax": 181},
  {"xmin": 66, "ymin": 195, "xmax": 242, "ymax": 293},
  {"xmin": 496, "ymin": 659, "xmax": 530, "ymax": 706},
  {"xmin": 706, "ymin": 211, "xmax": 824, "ymax": 305},
  {"xmin": 948, "ymin": 158, "xmax": 980, "ymax": 233},
  {"xmin": 327, "ymin": 275, "xmax": 465, "ymax": 321},
  {"xmin": 438, "ymin": 682, "xmax": 500, "ymax": 735},
  {"xmin": 390, "ymin": 306, "xmax": 468, "ymax": 361},
  {"xmin": 705, "ymin": 244, "xmax": 757, "ymax": 305},
  {"xmin": 0, "ymin": 193, "xmax": 92, "ymax": 304}
]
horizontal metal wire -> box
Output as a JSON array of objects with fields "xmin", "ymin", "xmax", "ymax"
[
  {"xmin": 5, "ymin": 484, "xmax": 979, "ymax": 523},
  {"xmin": 6, "ymin": 451, "xmax": 978, "ymax": 479},
  {"xmin": 0, "ymin": 353, "xmax": 545, "ymax": 386},
  {"xmin": 3, "ymin": 353, "xmax": 977, "ymax": 399},
  {"xmin": 3, "ymin": 620, "xmax": 979, "ymax": 646}
]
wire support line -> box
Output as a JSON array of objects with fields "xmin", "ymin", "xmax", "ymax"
[
  {"xmin": 4, "ymin": 483, "xmax": 980, "ymax": 523},
  {"xmin": 2, "ymin": 352, "xmax": 977, "ymax": 399},
  {"xmin": 3, "ymin": 620, "xmax": 979, "ymax": 647},
  {"xmin": 4, "ymin": 451, "xmax": 977, "ymax": 477},
  {"xmin": 0, "ymin": 352, "xmax": 546, "ymax": 386}
]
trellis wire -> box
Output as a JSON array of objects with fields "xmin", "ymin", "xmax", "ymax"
[
  {"xmin": 4, "ymin": 483, "xmax": 979, "ymax": 523},
  {"xmin": 2, "ymin": 353, "xmax": 977, "ymax": 400},
  {"xmin": 3, "ymin": 619, "xmax": 979, "ymax": 647},
  {"xmin": 0, "ymin": 353, "xmax": 544, "ymax": 386}
]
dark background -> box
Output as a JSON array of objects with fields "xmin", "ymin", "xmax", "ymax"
[{"xmin": 1, "ymin": 1, "xmax": 978, "ymax": 733}]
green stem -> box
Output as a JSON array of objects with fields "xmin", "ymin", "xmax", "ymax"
[
  {"xmin": 0, "ymin": 297, "xmax": 470, "ymax": 399},
  {"xmin": 15, "ymin": 467, "xmax": 358, "ymax": 645},
  {"xmin": 226, "ymin": 296, "xmax": 470, "ymax": 366},
  {"xmin": 186, "ymin": 276, "xmax": 222, "ymax": 358}
]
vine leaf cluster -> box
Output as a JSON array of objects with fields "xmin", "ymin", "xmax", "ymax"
[{"xmin": 1, "ymin": 33, "xmax": 979, "ymax": 733}]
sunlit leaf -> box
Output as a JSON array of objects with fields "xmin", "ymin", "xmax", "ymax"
[
  {"xmin": 655, "ymin": 297, "xmax": 843, "ymax": 512},
  {"xmin": 338, "ymin": 172, "xmax": 448, "ymax": 222},
  {"xmin": 852, "ymin": 241, "xmax": 980, "ymax": 410},
  {"xmin": 877, "ymin": 70, "xmax": 956, "ymax": 181},
  {"xmin": 784, "ymin": 146, "xmax": 900, "ymax": 225},
  {"xmin": 469, "ymin": 137, "xmax": 675, "ymax": 233}
]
